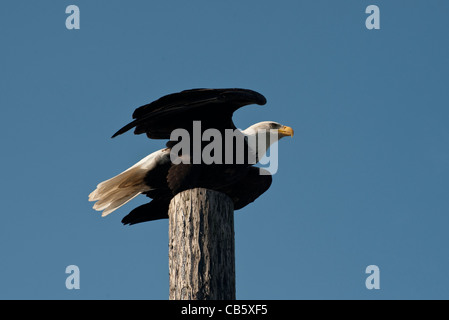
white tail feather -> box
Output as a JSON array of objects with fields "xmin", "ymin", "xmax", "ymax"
[{"xmin": 89, "ymin": 149, "xmax": 169, "ymax": 217}]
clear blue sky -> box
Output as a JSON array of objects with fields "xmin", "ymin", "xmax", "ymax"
[{"xmin": 1, "ymin": 1, "xmax": 448, "ymax": 299}]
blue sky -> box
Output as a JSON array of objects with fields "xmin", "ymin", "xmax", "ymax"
[{"xmin": 1, "ymin": 1, "xmax": 448, "ymax": 299}]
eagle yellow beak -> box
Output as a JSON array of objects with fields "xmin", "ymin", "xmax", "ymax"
[{"xmin": 278, "ymin": 125, "xmax": 294, "ymax": 137}]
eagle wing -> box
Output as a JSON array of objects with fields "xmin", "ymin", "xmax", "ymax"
[{"xmin": 111, "ymin": 88, "xmax": 266, "ymax": 139}]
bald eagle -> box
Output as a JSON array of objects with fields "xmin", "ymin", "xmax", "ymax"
[{"xmin": 89, "ymin": 88, "xmax": 293, "ymax": 225}]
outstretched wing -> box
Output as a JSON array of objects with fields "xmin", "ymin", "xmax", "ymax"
[{"xmin": 111, "ymin": 88, "xmax": 267, "ymax": 139}]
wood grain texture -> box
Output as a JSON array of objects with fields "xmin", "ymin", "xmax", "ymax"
[{"xmin": 168, "ymin": 188, "xmax": 235, "ymax": 300}]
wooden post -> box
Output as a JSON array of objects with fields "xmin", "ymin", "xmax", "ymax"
[{"xmin": 168, "ymin": 188, "xmax": 235, "ymax": 300}]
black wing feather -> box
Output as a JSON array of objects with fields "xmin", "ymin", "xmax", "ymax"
[{"xmin": 112, "ymin": 88, "xmax": 266, "ymax": 139}]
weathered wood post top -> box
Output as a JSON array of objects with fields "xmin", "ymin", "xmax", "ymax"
[{"xmin": 168, "ymin": 188, "xmax": 235, "ymax": 300}]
